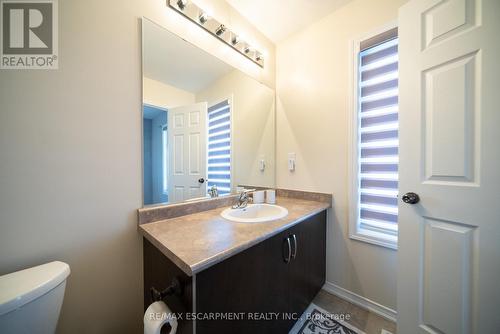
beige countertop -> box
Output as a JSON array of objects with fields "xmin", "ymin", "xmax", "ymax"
[{"xmin": 139, "ymin": 197, "xmax": 331, "ymax": 276}]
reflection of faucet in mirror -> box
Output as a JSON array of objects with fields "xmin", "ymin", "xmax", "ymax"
[
  {"xmin": 232, "ymin": 191, "xmax": 252, "ymax": 209},
  {"xmin": 208, "ymin": 185, "xmax": 218, "ymax": 198}
]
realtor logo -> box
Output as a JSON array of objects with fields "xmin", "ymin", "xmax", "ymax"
[{"xmin": 1, "ymin": 0, "xmax": 58, "ymax": 69}]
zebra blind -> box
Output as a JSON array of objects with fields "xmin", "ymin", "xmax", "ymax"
[
  {"xmin": 357, "ymin": 34, "xmax": 399, "ymax": 243},
  {"xmin": 207, "ymin": 100, "xmax": 231, "ymax": 195}
]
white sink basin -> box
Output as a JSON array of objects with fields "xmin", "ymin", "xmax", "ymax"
[{"xmin": 221, "ymin": 204, "xmax": 288, "ymax": 223}]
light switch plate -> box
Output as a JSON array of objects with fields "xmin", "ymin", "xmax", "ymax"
[{"xmin": 288, "ymin": 153, "xmax": 296, "ymax": 172}]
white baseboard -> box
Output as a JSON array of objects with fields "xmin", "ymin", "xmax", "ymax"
[{"xmin": 322, "ymin": 281, "xmax": 397, "ymax": 323}]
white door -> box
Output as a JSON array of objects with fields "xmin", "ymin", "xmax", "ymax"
[
  {"xmin": 168, "ymin": 102, "xmax": 207, "ymax": 202},
  {"xmin": 398, "ymin": 0, "xmax": 500, "ymax": 333}
]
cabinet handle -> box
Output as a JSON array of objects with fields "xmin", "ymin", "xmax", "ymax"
[
  {"xmin": 284, "ymin": 237, "xmax": 291, "ymax": 264},
  {"xmin": 291, "ymin": 234, "xmax": 297, "ymax": 260}
]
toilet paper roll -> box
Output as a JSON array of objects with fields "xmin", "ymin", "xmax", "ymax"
[{"xmin": 144, "ymin": 301, "xmax": 177, "ymax": 334}]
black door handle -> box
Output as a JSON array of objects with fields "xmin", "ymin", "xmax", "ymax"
[
  {"xmin": 402, "ymin": 192, "xmax": 420, "ymax": 204},
  {"xmin": 198, "ymin": 178, "xmax": 205, "ymax": 184}
]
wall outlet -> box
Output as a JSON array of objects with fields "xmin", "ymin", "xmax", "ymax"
[{"xmin": 288, "ymin": 153, "xmax": 296, "ymax": 172}]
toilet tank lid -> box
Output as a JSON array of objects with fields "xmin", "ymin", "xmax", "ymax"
[{"xmin": 0, "ymin": 261, "xmax": 70, "ymax": 316}]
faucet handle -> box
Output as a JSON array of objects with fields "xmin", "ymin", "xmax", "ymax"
[
  {"xmin": 208, "ymin": 185, "xmax": 218, "ymax": 198},
  {"xmin": 233, "ymin": 190, "xmax": 251, "ymax": 209}
]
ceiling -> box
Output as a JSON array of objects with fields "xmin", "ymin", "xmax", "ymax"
[
  {"xmin": 226, "ymin": 0, "xmax": 352, "ymax": 43},
  {"xmin": 143, "ymin": 19, "xmax": 234, "ymax": 93}
]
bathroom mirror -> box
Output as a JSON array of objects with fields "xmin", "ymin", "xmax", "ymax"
[{"xmin": 142, "ymin": 18, "xmax": 275, "ymax": 206}]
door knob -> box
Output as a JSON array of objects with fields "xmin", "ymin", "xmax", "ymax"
[
  {"xmin": 198, "ymin": 178, "xmax": 205, "ymax": 184},
  {"xmin": 402, "ymin": 192, "xmax": 420, "ymax": 204}
]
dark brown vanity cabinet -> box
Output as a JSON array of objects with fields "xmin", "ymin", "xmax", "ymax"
[
  {"xmin": 196, "ymin": 210, "xmax": 326, "ymax": 334},
  {"xmin": 143, "ymin": 210, "xmax": 327, "ymax": 334}
]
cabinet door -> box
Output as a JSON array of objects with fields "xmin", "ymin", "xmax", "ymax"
[
  {"xmin": 289, "ymin": 211, "xmax": 327, "ymax": 317},
  {"xmin": 196, "ymin": 229, "xmax": 292, "ymax": 334}
]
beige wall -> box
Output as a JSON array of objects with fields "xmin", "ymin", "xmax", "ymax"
[
  {"xmin": 143, "ymin": 77, "xmax": 195, "ymax": 108},
  {"xmin": 196, "ymin": 70, "xmax": 275, "ymax": 190},
  {"xmin": 276, "ymin": 0, "xmax": 408, "ymax": 311},
  {"xmin": 0, "ymin": 0, "xmax": 274, "ymax": 333}
]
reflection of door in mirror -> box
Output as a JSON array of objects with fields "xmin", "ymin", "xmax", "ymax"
[
  {"xmin": 143, "ymin": 104, "xmax": 168, "ymax": 205},
  {"xmin": 168, "ymin": 102, "xmax": 207, "ymax": 203},
  {"xmin": 144, "ymin": 102, "xmax": 210, "ymax": 205}
]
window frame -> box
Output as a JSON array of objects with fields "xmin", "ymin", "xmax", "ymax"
[
  {"xmin": 348, "ymin": 21, "xmax": 399, "ymax": 250},
  {"xmin": 161, "ymin": 125, "xmax": 168, "ymax": 195}
]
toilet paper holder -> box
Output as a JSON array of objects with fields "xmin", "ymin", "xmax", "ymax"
[{"xmin": 150, "ymin": 277, "xmax": 183, "ymax": 302}]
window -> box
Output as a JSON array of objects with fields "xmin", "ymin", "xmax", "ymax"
[
  {"xmin": 350, "ymin": 26, "xmax": 399, "ymax": 249},
  {"xmin": 207, "ymin": 99, "xmax": 231, "ymax": 195}
]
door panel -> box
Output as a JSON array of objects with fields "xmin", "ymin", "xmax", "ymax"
[
  {"xmin": 422, "ymin": 52, "xmax": 478, "ymax": 184},
  {"xmin": 421, "ymin": 219, "xmax": 475, "ymax": 334},
  {"xmin": 398, "ymin": 0, "xmax": 500, "ymax": 333},
  {"xmin": 422, "ymin": 0, "xmax": 478, "ymax": 48},
  {"xmin": 188, "ymin": 133, "xmax": 200, "ymax": 174},
  {"xmin": 173, "ymin": 134, "xmax": 184, "ymax": 174},
  {"xmin": 168, "ymin": 102, "xmax": 207, "ymax": 203}
]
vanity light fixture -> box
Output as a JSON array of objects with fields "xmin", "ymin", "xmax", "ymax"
[
  {"xmin": 168, "ymin": 0, "xmax": 264, "ymax": 67},
  {"xmin": 176, "ymin": 0, "xmax": 188, "ymax": 11}
]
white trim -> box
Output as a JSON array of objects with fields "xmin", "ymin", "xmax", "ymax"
[
  {"xmin": 348, "ymin": 20, "xmax": 399, "ymax": 251},
  {"xmin": 322, "ymin": 281, "xmax": 397, "ymax": 323},
  {"xmin": 350, "ymin": 233, "xmax": 397, "ymax": 250}
]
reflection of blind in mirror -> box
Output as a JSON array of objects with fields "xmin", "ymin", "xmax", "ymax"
[{"xmin": 207, "ymin": 100, "xmax": 231, "ymax": 195}]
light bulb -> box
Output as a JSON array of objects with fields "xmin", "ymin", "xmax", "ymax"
[
  {"xmin": 231, "ymin": 35, "xmax": 240, "ymax": 45},
  {"xmin": 215, "ymin": 25, "xmax": 226, "ymax": 36},
  {"xmin": 176, "ymin": 0, "xmax": 188, "ymax": 10},
  {"xmin": 198, "ymin": 12, "xmax": 208, "ymax": 24}
]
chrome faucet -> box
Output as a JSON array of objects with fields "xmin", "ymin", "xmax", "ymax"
[
  {"xmin": 232, "ymin": 191, "xmax": 251, "ymax": 209},
  {"xmin": 208, "ymin": 185, "xmax": 218, "ymax": 198}
]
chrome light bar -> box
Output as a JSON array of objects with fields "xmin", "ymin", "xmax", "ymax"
[{"xmin": 168, "ymin": 0, "xmax": 265, "ymax": 68}]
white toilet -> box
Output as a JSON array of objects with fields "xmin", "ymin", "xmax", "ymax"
[{"xmin": 0, "ymin": 261, "xmax": 70, "ymax": 334}]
